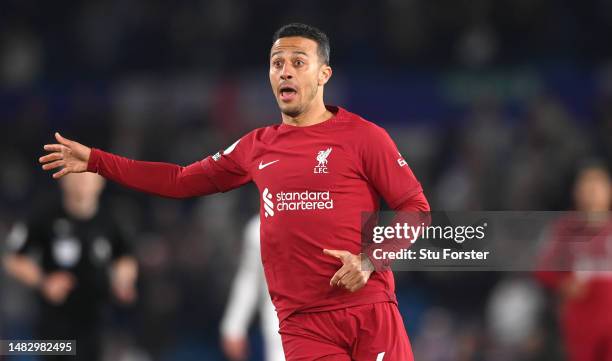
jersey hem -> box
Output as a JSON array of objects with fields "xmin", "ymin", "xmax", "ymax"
[{"xmin": 277, "ymin": 290, "xmax": 397, "ymax": 323}]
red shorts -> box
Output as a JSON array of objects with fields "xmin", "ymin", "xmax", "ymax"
[{"xmin": 279, "ymin": 302, "xmax": 414, "ymax": 361}]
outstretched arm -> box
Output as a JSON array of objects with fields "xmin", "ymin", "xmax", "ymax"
[{"xmin": 39, "ymin": 132, "xmax": 219, "ymax": 198}]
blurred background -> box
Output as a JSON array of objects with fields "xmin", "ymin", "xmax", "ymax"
[{"xmin": 1, "ymin": 0, "xmax": 612, "ymax": 360}]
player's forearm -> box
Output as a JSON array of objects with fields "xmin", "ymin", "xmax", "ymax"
[
  {"xmin": 220, "ymin": 263, "xmax": 261, "ymax": 336},
  {"xmin": 87, "ymin": 148, "xmax": 219, "ymax": 198},
  {"xmin": 365, "ymin": 191, "xmax": 431, "ymax": 270},
  {"xmin": 2, "ymin": 255, "xmax": 44, "ymax": 289},
  {"xmin": 220, "ymin": 291, "xmax": 257, "ymax": 338},
  {"xmin": 395, "ymin": 190, "xmax": 430, "ymax": 213}
]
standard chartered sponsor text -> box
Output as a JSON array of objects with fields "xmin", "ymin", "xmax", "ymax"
[{"xmin": 276, "ymin": 190, "xmax": 334, "ymax": 211}]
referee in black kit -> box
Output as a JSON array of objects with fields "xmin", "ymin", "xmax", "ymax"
[{"xmin": 3, "ymin": 172, "xmax": 138, "ymax": 360}]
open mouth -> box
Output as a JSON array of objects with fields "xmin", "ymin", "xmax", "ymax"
[{"xmin": 279, "ymin": 85, "xmax": 298, "ymax": 102}]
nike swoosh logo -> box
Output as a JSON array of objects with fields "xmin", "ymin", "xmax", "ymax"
[{"xmin": 258, "ymin": 160, "xmax": 280, "ymax": 170}]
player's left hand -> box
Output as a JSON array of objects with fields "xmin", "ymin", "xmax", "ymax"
[
  {"xmin": 111, "ymin": 257, "xmax": 138, "ymax": 304},
  {"xmin": 323, "ymin": 249, "xmax": 374, "ymax": 292}
]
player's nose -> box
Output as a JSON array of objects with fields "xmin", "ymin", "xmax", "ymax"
[{"xmin": 280, "ymin": 65, "xmax": 294, "ymax": 80}]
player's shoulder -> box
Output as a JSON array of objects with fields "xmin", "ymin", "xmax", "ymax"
[
  {"xmin": 220, "ymin": 126, "xmax": 276, "ymax": 156},
  {"xmin": 335, "ymin": 106, "xmax": 391, "ymax": 144},
  {"xmin": 335, "ymin": 106, "xmax": 384, "ymax": 130},
  {"xmin": 238, "ymin": 123, "xmax": 282, "ymax": 144}
]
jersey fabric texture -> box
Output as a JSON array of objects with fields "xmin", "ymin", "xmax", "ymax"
[
  {"xmin": 200, "ymin": 105, "xmax": 428, "ymax": 322},
  {"xmin": 537, "ymin": 216, "xmax": 612, "ymax": 361},
  {"xmin": 88, "ymin": 105, "xmax": 428, "ymax": 323}
]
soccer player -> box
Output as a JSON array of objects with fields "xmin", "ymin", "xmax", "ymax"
[
  {"xmin": 536, "ymin": 162, "xmax": 612, "ymax": 361},
  {"xmin": 39, "ymin": 23, "xmax": 429, "ymax": 361}
]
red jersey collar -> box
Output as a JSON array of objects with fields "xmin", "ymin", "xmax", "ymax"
[{"xmin": 279, "ymin": 105, "xmax": 346, "ymax": 131}]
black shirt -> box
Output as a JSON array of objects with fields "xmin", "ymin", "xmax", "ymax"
[{"xmin": 9, "ymin": 201, "xmax": 130, "ymax": 309}]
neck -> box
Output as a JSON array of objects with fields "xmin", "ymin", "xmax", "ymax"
[
  {"xmin": 281, "ymin": 99, "xmax": 332, "ymax": 127},
  {"xmin": 63, "ymin": 197, "xmax": 98, "ymax": 220}
]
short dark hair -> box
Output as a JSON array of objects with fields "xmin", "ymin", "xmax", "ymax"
[{"xmin": 272, "ymin": 23, "xmax": 330, "ymax": 65}]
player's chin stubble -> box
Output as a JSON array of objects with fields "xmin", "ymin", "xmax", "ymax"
[
  {"xmin": 278, "ymin": 92, "xmax": 304, "ymax": 118},
  {"xmin": 280, "ymin": 103, "xmax": 303, "ymax": 118},
  {"xmin": 279, "ymin": 85, "xmax": 319, "ymax": 118}
]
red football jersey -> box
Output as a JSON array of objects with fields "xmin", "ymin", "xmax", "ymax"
[
  {"xmin": 88, "ymin": 105, "xmax": 428, "ymax": 322},
  {"xmin": 535, "ymin": 215, "xmax": 612, "ymax": 361},
  {"xmin": 200, "ymin": 106, "xmax": 427, "ymax": 321}
]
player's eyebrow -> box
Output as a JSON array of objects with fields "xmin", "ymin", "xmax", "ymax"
[{"xmin": 270, "ymin": 50, "xmax": 309, "ymax": 58}]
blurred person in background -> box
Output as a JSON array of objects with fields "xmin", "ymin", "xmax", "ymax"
[
  {"xmin": 486, "ymin": 277, "xmax": 546, "ymax": 361},
  {"xmin": 536, "ymin": 161, "xmax": 612, "ymax": 361},
  {"xmin": 220, "ymin": 215, "xmax": 284, "ymax": 361},
  {"xmin": 38, "ymin": 23, "xmax": 429, "ymax": 360},
  {"xmin": 2, "ymin": 172, "xmax": 138, "ymax": 361}
]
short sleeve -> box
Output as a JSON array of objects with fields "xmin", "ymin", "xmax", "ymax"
[
  {"xmin": 360, "ymin": 124, "xmax": 424, "ymax": 209},
  {"xmin": 200, "ymin": 131, "xmax": 256, "ymax": 193}
]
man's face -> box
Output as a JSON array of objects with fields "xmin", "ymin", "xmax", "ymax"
[
  {"xmin": 574, "ymin": 168, "xmax": 612, "ymax": 212},
  {"xmin": 269, "ymin": 36, "xmax": 331, "ymax": 117}
]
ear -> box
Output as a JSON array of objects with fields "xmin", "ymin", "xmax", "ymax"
[{"xmin": 318, "ymin": 64, "xmax": 332, "ymax": 86}]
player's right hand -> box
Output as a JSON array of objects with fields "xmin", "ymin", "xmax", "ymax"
[
  {"xmin": 221, "ymin": 336, "xmax": 248, "ymax": 361},
  {"xmin": 560, "ymin": 275, "xmax": 589, "ymax": 300},
  {"xmin": 39, "ymin": 132, "xmax": 91, "ymax": 179},
  {"xmin": 40, "ymin": 271, "xmax": 76, "ymax": 305}
]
